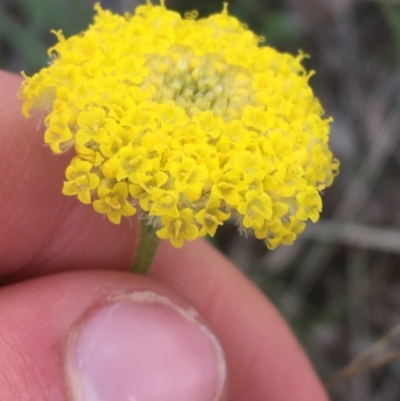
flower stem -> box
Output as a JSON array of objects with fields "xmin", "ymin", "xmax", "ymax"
[{"xmin": 131, "ymin": 220, "xmax": 161, "ymax": 275}]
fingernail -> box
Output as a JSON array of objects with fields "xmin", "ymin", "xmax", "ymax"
[{"xmin": 66, "ymin": 291, "xmax": 226, "ymax": 401}]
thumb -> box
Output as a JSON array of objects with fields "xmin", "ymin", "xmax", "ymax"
[{"xmin": 0, "ymin": 270, "xmax": 227, "ymax": 401}]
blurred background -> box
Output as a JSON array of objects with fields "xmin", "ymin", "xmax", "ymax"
[{"xmin": 1, "ymin": 0, "xmax": 400, "ymax": 399}]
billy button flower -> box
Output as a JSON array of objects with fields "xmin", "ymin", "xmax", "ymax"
[{"xmin": 20, "ymin": 1, "xmax": 339, "ymax": 275}]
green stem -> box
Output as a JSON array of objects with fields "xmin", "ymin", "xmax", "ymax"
[{"xmin": 131, "ymin": 220, "xmax": 161, "ymax": 275}]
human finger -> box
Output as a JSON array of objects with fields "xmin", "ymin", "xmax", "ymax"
[
  {"xmin": 0, "ymin": 270, "xmax": 227, "ymax": 401},
  {"xmin": 151, "ymin": 239, "xmax": 329, "ymax": 401},
  {"xmin": 0, "ymin": 70, "xmax": 139, "ymax": 279}
]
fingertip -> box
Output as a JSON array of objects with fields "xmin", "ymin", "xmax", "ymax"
[
  {"xmin": 151, "ymin": 240, "xmax": 329, "ymax": 401},
  {"xmin": 66, "ymin": 290, "xmax": 227, "ymax": 401},
  {"xmin": 0, "ymin": 271, "xmax": 228, "ymax": 401}
]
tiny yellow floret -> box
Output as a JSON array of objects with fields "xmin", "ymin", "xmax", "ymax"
[
  {"xmin": 156, "ymin": 208, "xmax": 199, "ymax": 248},
  {"xmin": 62, "ymin": 157, "xmax": 100, "ymax": 204},
  {"xmin": 20, "ymin": 1, "xmax": 338, "ymax": 249},
  {"xmin": 93, "ymin": 182, "xmax": 136, "ymax": 224}
]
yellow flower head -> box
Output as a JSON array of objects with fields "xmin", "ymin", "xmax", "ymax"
[{"xmin": 20, "ymin": 1, "xmax": 339, "ymax": 249}]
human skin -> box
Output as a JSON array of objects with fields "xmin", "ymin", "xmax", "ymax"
[{"xmin": 0, "ymin": 69, "xmax": 329, "ymax": 401}]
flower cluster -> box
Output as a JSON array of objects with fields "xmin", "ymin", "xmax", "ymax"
[{"xmin": 20, "ymin": 1, "xmax": 338, "ymax": 249}]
